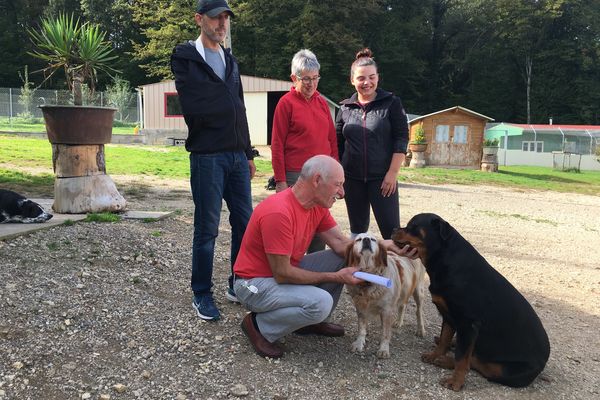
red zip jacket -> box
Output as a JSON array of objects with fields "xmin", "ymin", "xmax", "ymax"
[{"xmin": 271, "ymin": 88, "xmax": 338, "ymax": 182}]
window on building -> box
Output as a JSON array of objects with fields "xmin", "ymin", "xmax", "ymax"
[
  {"xmin": 522, "ymin": 141, "xmax": 543, "ymax": 152},
  {"xmin": 453, "ymin": 125, "xmax": 468, "ymax": 143},
  {"xmin": 435, "ymin": 125, "xmax": 449, "ymax": 143},
  {"xmin": 164, "ymin": 92, "xmax": 183, "ymax": 117}
]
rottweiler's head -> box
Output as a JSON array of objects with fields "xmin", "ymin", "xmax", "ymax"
[{"xmin": 392, "ymin": 213, "xmax": 454, "ymax": 266}]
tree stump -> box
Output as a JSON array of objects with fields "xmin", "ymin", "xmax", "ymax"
[
  {"xmin": 52, "ymin": 144, "xmax": 126, "ymax": 213},
  {"xmin": 409, "ymin": 151, "xmax": 426, "ymax": 168},
  {"xmin": 480, "ymin": 152, "xmax": 499, "ymax": 172}
]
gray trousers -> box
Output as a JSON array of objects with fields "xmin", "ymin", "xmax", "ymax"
[{"xmin": 233, "ymin": 249, "xmax": 346, "ymax": 343}]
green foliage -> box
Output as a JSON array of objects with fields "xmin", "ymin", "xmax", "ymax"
[
  {"xmin": 411, "ymin": 125, "xmax": 427, "ymax": 144},
  {"xmin": 84, "ymin": 213, "xmax": 122, "ymax": 223},
  {"xmin": 130, "ymin": 0, "xmax": 195, "ymax": 79},
  {"xmin": 483, "ymin": 138, "xmax": 499, "ymax": 146},
  {"xmin": 105, "ymin": 76, "xmax": 134, "ymax": 121},
  {"xmin": 18, "ymin": 66, "xmax": 36, "ymax": 118},
  {"xmin": 27, "ymin": 13, "xmax": 119, "ymax": 99}
]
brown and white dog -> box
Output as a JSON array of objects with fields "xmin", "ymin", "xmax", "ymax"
[{"xmin": 345, "ymin": 232, "xmax": 426, "ymax": 358}]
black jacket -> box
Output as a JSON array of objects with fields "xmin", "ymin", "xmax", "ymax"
[
  {"xmin": 336, "ymin": 89, "xmax": 408, "ymax": 181},
  {"xmin": 170, "ymin": 41, "xmax": 253, "ymax": 159}
]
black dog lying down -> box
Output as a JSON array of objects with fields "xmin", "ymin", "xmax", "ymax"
[
  {"xmin": 392, "ymin": 213, "xmax": 550, "ymax": 391},
  {"xmin": 0, "ymin": 189, "xmax": 53, "ymax": 223}
]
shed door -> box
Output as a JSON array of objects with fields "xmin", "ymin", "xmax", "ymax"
[{"xmin": 429, "ymin": 123, "xmax": 471, "ymax": 166}]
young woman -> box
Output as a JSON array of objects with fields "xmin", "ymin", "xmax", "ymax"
[{"xmin": 336, "ymin": 48, "xmax": 409, "ymax": 239}]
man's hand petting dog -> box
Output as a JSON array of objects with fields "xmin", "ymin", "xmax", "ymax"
[{"xmin": 380, "ymin": 239, "xmax": 419, "ymax": 259}]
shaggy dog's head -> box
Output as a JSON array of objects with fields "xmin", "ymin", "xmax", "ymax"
[{"xmin": 345, "ymin": 232, "xmax": 388, "ymax": 275}]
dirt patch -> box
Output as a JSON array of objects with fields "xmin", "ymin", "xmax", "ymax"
[{"xmin": 1, "ymin": 178, "xmax": 599, "ymax": 399}]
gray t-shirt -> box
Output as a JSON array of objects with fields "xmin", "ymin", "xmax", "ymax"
[{"xmin": 204, "ymin": 48, "xmax": 225, "ymax": 81}]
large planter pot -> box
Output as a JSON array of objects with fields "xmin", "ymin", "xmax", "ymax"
[
  {"xmin": 41, "ymin": 105, "xmax": 117, "ymax": 144},
  {"xmin": 409, "ymin": 143, "xmax": 428, "ymax": 153},
  {"xmin": 482, "ymin": 145, "xmax": 499, "ymax": 156}
]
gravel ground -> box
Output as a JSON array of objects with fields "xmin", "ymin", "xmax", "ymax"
[{"xmin": 1, "ymin": 175, "xmax": 599, "ymax": 400}]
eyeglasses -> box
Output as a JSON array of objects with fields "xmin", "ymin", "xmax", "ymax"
[{"xmin": 296, "ymin": 75, "xmax": 321, "ymax": 84}]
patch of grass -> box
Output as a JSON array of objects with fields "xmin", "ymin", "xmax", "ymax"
[
  {"xmin": 84, "ymin": 213, "xmax": 122, "ymax": 223},
  {"xmin": 151, "ymin": 231, "xmax": 162, "ymax": 237},
  {"xmin": 46, "ymin": 242, "xmax": 59, "ymax": 251},
  {"xmin": 62, "ymin": 220, "xmax": 75, "ymax": 227},
  {"xmin": 0, "ymin": 169, "xmax": 54, "ymax": 196},
  {"xmin": 0, "ymin": 117, "xmax": 136, "ymax": 134},
  {"xmin": 399, "ymin": 166, "xmax": 600, "ymax": 196},
  {"xmin": 143, "ymin": 218, "xmax": 158, "ymax": 223},
  {"xmin": 2, "ymin": 135, "xmax": 600, "ymax": 195}
]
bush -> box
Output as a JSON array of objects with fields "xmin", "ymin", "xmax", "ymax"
[{"xmin": 483, "ymin": 138, "xmax": 499, "ymax": 146}]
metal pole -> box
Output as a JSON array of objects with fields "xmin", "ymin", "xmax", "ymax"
[
  {"xmin": 503, "ymin": 130, "xmax": 508, "ymax": 166},
  {"xmin": 9, "ymin": 88, "xmax": 13, "ymax": 122}
]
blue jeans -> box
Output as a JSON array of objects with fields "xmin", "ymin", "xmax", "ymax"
[{"xmin": 190, "ymin": 151, "xmax": 252, "ymax": 296}]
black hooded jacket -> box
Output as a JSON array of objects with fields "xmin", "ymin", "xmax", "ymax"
[
  {"xmin": 170, "ymin": 40, "xmax": 253, "ymax": 159},
  {"xmin": 336, "ymin": 89, "xmax": 408, "ymax": 181}
]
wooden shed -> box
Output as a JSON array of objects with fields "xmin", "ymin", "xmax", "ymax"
[
  {"xmin": 139, "ymin": 76, "xmax": 338, "ymax": 146},
  {"xmin": 409, "ymin": 106, "xmax": 494, "ymax": 168}
]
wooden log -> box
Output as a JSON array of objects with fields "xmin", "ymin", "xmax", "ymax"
[
  {"xmin": 409, "ymin": 151, "xmax": 426, "ymax": 168},
  {"xmin": 481, "ymin": 162, "xmax": 498, "ymax": 172},
  {"xmin": 52, "ymin": 144, "xmax": 106, "ymax": 177},
  {"xmin": 53, "ymin": 175, "xmax": 127, "ymax": 214}
]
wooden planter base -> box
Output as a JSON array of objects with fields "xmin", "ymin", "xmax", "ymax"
[
  {"xmin": 52, "ymin": 144, "xmax": 126, "ymax": 214},
  {"xmin": 409, "ymin": 151, "xmax": 426, "ymax": 168},
  {"xmin": 480, "ymin": 152, "xmax": 499, "ymax": 172},
  {"xmin": 53, "ymin": 175, "xmax": 126, "ymax": 213}
]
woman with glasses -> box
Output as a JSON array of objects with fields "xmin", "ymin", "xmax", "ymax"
[
  {"xmin": 271, "ymin": 49, "xmax": 338, "ymax": 253},
  {"xmin": 336, "ymin": 48, "xmax": 409, "ymax": 240}
]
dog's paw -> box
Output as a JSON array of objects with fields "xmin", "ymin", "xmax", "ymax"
[
  {"xmin": 415, "ymin": 326, "xmax": 425, "ymax": 338},
  {"xmin": 351, "ymin": 338, "xmax": 365, "ymax": 353},
  {"xmin": 421, "ymin": 351, "xmax": 439, "ymax": 364},
  {"xmin": 433, "ymin": 354, "xmax": 455, "ymax": 369},
  {"xmin": 440, "ymin": 375, "xmax": 464, "ymax": 391},
  {"xmin": 376, "ymin": 346, "xmax": 390, "ymax": 359}
]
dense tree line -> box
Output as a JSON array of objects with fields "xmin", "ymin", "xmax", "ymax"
[{"xmin": 2, "ymin": 0, "xmax": 599, "ymax": 123}]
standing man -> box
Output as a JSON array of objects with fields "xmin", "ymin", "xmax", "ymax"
[
  {"xmin": 171, "ymin": 0, "xmax": 255, "ymax": 321},
  {"xmin": 233, "ymin": 155, "xmax": 415, "ymax": 358}
]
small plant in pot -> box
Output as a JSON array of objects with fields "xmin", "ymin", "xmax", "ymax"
[
  {"xmin": 482, "ymin": 137, "xmax": 500, "ymax": 158},
  {"xmin": 409, "ymin": 125, "xmax": 428, "ymax": 152}
]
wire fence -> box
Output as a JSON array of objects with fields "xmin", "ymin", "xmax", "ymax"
[{"xmin": 0, "ymin": 87, "xmax": 140, "ymax": 124}]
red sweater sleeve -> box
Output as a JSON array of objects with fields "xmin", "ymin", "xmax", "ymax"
[{"xmin": 271, "ymin": 95, "xmax": 291, "ymax": 182}]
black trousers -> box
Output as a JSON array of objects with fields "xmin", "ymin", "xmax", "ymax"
[{"xmin": 343, "ymin": 177, "xmax": 400, "ymax": 239}]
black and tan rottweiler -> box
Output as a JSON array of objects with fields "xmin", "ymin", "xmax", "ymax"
[{"xmin": 392, "ymin": 213, "xmax": 550, "ymax": 391}]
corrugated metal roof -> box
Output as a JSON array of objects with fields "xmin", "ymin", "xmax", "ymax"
[
  {"xmin": 509, "ymin": 123, "xmax": 600, "ymax": 132},
  {"xmin": 139, "ymin": 75, "xmax": 291, "ymax": 93}
]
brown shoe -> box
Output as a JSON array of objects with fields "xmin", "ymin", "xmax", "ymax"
[
  {"xmin": 241, "ymin": 313, "xmax": 283, "ymax": 358},
  {"xmin": 295, "ymin": 322, "xmax": 345, "ymax": 337}
]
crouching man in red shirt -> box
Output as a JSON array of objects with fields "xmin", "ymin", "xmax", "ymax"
[{"xmin": 233, "ymin": 155, "xmax": 414, "ymax": 358}]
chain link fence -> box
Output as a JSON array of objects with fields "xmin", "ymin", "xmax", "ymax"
[{"xmin": 0, "ymin": 87, "xmax": 140, "ymax": 124}]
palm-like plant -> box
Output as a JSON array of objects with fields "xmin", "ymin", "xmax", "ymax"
[{"xmin": 28, "ymin": 13, "xmax": 119, "ymax": 105}]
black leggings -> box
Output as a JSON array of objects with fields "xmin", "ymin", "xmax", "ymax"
[{"xmin": 343, "ymin": 177, "xmax": 400, "ymax": 239}]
